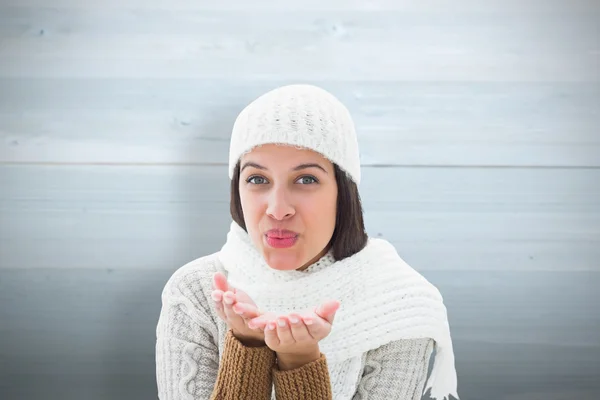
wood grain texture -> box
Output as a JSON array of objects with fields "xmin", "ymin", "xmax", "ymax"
[
  {"xmin": 0, "ymin": 267, "xmax": 598, "ymax": 400},
  {"xmin": 1, "ymin": 80, "xmax": 598, "ymax": 166},
  {"xmin": 2, "ymin": 0, "xmax": 600, "ymax": 12},
  {"xmin": 1, "ymin": 165, "xmax": 598, "ymax": 272},
  {"xmin": 1, "ymin": 1, "xmax": 598, "ymax": 399},
  {"xmin": 0, "ymin": 6, "xmax": 597, "ymax": 80}
]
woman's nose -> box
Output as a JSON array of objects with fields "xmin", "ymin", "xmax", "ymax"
[{"xmin": 266, "ymin": 188, "xmax": 295, "ymax": 221}]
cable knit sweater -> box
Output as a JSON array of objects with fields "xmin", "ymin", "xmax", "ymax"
[{"xmin": 156, "ymin": 251, "xmax": 435, "ymax": 399}]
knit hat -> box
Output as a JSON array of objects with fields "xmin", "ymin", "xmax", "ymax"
[{"xmin": 228, "ymin": 84, "xmax": 361, "ymax": 184}]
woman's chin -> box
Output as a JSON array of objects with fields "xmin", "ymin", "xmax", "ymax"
[{"xmin": 263, "ymin": 251, "xmax": 301, "ymax": 271}]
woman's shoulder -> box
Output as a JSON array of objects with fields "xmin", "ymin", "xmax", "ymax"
[
  {"xmin": 367, "ymin": 337, "xmax": 435, "ymax": 361},
  {"xmin": 160, "ymin": 251, "xmax": 225, "ymax": 304}
]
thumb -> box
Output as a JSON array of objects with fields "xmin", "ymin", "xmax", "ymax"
[
  {"xmin": 212, "ymin": 272, "xmax": 232, "ymax": 292},
  {"xmin": 315, "ymin": 300, "xmax": 340, "ymax": 324}
]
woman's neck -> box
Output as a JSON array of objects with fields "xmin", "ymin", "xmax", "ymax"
[{"xmin": 296, "ymin": 246, "xmax": 332, "ymax": 271}]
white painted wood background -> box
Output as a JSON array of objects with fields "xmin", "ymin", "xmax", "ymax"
[{"xmin": 0, "ymin": 1, "xmax": 598, "ymax": 399}]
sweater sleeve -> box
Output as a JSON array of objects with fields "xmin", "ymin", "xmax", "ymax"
[
  {"xmin": 156, "ymin": 268, "xmax": 222, "ymax": 399},
  {"xmin": 272, "ymin": 352, "xmax": 333, "ymax": 400},
  {"xmin": 352, "ymin": 338, "xmax": 435, "ymax": 400},
  {"xmin": 210, "ymin": 329, "xmax": 276, "ymax": 400}
]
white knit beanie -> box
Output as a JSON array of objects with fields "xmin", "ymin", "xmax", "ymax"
[{"xmin": 228, "ymin": 84, "xmax": 361, "ymax": 184}]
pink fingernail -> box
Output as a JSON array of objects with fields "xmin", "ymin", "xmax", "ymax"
[
  {"xmin": 211, "ymin": 292, "xmax": 221, "ymax": 301},
  {"xmin": 267, "ymin": 322, "xmax": 276, "ymax": 330},
  {"xmin": 304, "ymin": 318, "xmax": 313, "ymax": 325}
]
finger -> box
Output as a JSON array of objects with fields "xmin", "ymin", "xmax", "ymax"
[
  {"xmin": 211, "ymin": 289, "xmax": 223, "ymax": 303},
  {"xmin": 232, "ymin": 287, "xmax": 252, "ymax": 303},
  {"xmin": 232, "ymin": 302, "xmax": 261, "ymax": 320},
  {"xmin": 302, "ymin": 313, "xmax": 329, "ymax": 339},
  {"xmin": 248, "ymin": 311, "xmax": 276, "ymax": 330},
  {"xmin": 264, "ymin": 320, "xmax": 279, "ymax": 348},
  {"xmin": 213, "ymin": 272, "xmax": 231, "ymax": 292},
  {"xmin": 289, "ymin": 313, "xmax": 313, "ymax": 342},
  {"xmin": 248, "ymin": 317, "xmax": 265, "ymax": 330},
  {"xmin": 211, "ymin": 290, "xmax": 226, "ymax": 321},
  {"xmin": 275, "ymin": 317, "xmax": 294, "ymax": 345},
  {"xmin": 315, "ymin": 300, "xmax": 341, "ymax": 324},
  {"xmin": 222, "ymin": 291, "xmax": 241, "ymax": 323}
]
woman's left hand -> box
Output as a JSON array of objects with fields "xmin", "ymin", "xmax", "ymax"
[{"xmin": 248, "ymin": 300, "xmax": 340, "ymax": 360}]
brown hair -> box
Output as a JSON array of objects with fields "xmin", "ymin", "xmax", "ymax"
[{"xmin": 230, "ymin": 161, "xmax": 368, "ymax": 261}]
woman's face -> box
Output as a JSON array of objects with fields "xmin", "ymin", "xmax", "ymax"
[{"xmin": 238, "ymin": 144, "xmax": 338, "ymax": 271}]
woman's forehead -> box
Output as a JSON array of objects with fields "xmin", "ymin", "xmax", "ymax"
[
  {"xmin": 240, "ymin": 144, "xmax": 334, "ymax": 173},
  {"xmin": 242, "ymin": 144, "xmax": 327, "ymax": 162}
]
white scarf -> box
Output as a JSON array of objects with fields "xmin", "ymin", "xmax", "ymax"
[{"xmin": 218, "ymin": 221, "xmax": 459, "ymax": 400}]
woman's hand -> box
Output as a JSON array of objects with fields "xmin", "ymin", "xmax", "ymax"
[
  {"xmin": 248, "ymin": 300, "xmax": 341, "ymax": 369},
  {"xmin": 211, "ymin": 272, "xmax": 269, "ymax": 347}
]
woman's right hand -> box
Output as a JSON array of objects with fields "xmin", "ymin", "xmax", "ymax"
[{"xmin": 211, "ymin": 272, "xmax": 270, "ymax": 347}]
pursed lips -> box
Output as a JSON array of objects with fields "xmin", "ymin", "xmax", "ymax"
[
  {"xmin": 265, "ymin": 229, "xmax": 298, "ymax": 238},
  {"xmin": 264, "ymin": 229, "xmax": 299, "ymax": 248}
]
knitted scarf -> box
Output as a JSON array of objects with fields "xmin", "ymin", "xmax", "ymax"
[{"xmin": 218, "ymin": 221, "xmax": 459, "ymax": 400}]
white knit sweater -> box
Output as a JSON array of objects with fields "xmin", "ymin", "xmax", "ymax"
[{"xmin": 155, "ymin": 251, "xmax": 435, "ymax": 400}]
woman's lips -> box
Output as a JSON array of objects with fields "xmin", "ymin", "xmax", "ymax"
[{"xmin": 265, "ymin": 229, "xmax": 299, "ymax": 249}]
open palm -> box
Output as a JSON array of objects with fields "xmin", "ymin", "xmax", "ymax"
[{"xmin": 211, "ymin": 272, "xmax": 277, "ymax": 345}]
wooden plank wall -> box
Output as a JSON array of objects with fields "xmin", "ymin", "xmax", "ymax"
[{"xmin": 1, "ymin": 1, "xmax": 599, "ymax": 399}]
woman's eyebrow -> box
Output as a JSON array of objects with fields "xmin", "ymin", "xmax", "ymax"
[
  {"xmin": 240, "ymin": 162, "xmax": 266, "ymax": 172},
  {"xmin": 241, "ymin": 161, "xmax": 328, "ymax": 174},
  {"xmin": 293, "ymin": 163, "xmax": 328, "ymax": 174}
]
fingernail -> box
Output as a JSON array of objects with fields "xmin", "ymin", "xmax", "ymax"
[
  {"xmin": 233, "ymin": 305, "xmax": 243, "ymax": 315},
  {"xmin": 267, "ymin": 322, "xmax": 276, "ymax": 330},
  {"xmin": 211, "ymin": 292, "xmax": 221, "ymax": 301},
  {"xmin": 223, "ymin": 294, "xmax": 234, "ymax": 305},
  {"xmin": 304, "ymin": 318, "xmax": 313, "ymax": 325},
  {"xmin": 289, "ymin": 316, "xmax": 299, "ymax": 324},
  {"xmin": 248, "ymin": 322, "xmax": 256, "ymax": 329},
  {"xmin": 277, "ymin": 319, "xmax": 286, "ymax": 327}
]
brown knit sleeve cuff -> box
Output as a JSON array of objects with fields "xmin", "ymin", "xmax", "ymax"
[
  {"xmin": 211, "ymin": 329, "xmax": 276, "ymax": 399},
  {"xmin": 223, "ymin": 328, "xmax": 274, "ymax": 358},
  {"xmin": 272, "ymin": 353, "xmax": 333, "ymax": 400}
]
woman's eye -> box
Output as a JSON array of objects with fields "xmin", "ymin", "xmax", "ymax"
[
  {"xmin": 247, "ymin": 176, "xmax": 268, "ymax": 185},
  {"xmin": 296, "ymin": 176, "xmax": 318, "ymax": 185}
]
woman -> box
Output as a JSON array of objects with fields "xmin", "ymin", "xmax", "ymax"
[{"xmin": 156, "ymin": 84, "xmax": 459, "ymax": 400}]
